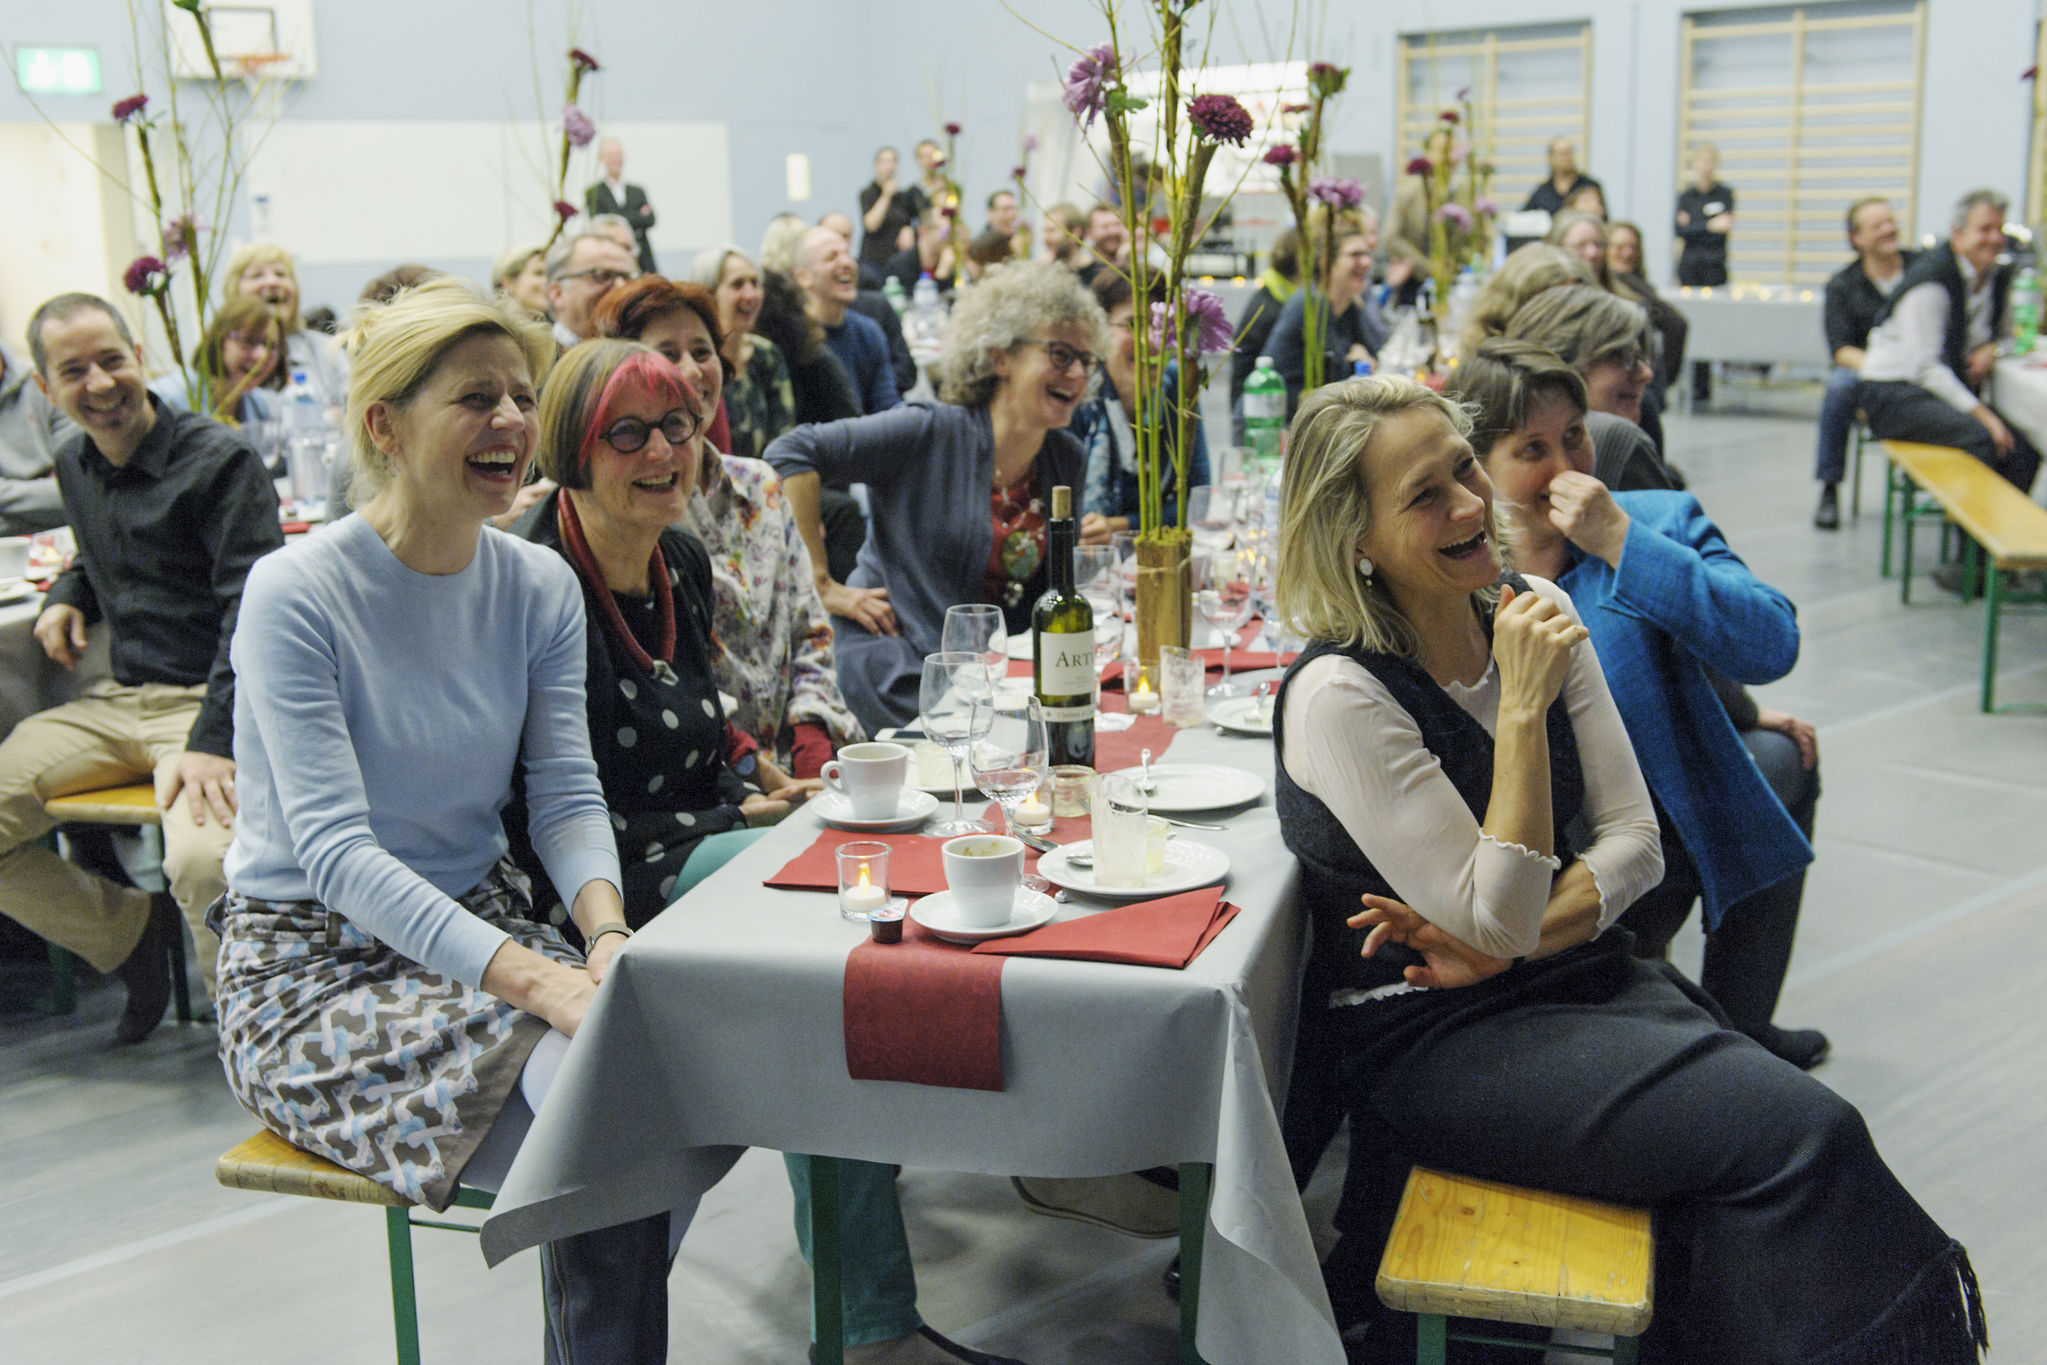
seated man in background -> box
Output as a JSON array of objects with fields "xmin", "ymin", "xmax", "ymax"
[
  {"xmin": 795, "ymin": 225, "xmax": 901, "ymax": 415},
  {"xmin": 1812, "ymin": 196, "xmax": 1911, "ymax": 529},
  {"xmin": 544, "ymin": 228, "xmax": 640, "ymax": 350},
  {"xmin": 0, "ymin": 293, "xmax": 283, "ymax": 1038},
  {"xmin": 0, "ymin": 340, "xmax": 76, "ymax": 534},
  {"xmin": 818, "ymin": 213, "xmax": 917, "ymax": 396},
  {"xmin": 1859, "ymin": 188, "xmax": 2041, "ymax": 563}
]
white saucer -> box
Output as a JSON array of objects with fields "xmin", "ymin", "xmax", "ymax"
[
  {"xmin": 812, "ymin": 787, "xmax": 939, "ymax": 832},
  {"xmin": 1103, "ymin": 763, "xmax": 1265, "ymax": 812},
  {"xmin": 1207, "ymin": 694, "xmax": 1274, "ymax": 737},
  {"xmin": 910, "ymin": 887, "xmax": 1060, "ymax": 943},
  {"xmin": 1035, "ymin": 838, "xmax": 1230, "ymax": 899},
  {"xmin": 0, "ymin": 578, "xmax": 37, "ymax": 605}
]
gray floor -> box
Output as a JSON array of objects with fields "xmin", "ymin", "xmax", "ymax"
[{"xmin": 3, "ymin": 387, "xmax": 2043, "ymax": 1363}]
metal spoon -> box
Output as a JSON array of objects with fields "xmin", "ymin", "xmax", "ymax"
[{"xmin": 1137, "ymin": 747, "xmax": 1157, "ymax": 794}]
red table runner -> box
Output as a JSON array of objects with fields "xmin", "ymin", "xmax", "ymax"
[
  {"xmin": 971, "ymin": 887, "xmax": 1241, "ymax": 969},
  {"xmin": 844, "ymin": 920, "xmax": 1005, "ymax": 1090}
]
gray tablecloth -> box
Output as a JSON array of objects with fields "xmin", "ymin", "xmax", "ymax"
[
  {"xmin": 0, "ymin": 594, "xmax": 104, "ymax": 737},
  {"xmin": 1992, "ymin": 356, "xmax": 2047, "ymax": 507},
  {"xmin": 481, "ymin": 711, "xmax": 1343, "ymax": 1364},
  {"xmin": 1670, "ymin": 289, "xmax": 1829, "ymax": 368}
]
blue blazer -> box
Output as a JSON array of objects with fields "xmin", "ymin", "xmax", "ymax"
[{"xmin": 1558, "ymin": 491, "xmax": 1812, "ymax": 926}]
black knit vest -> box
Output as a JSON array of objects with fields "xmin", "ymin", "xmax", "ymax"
[
  {"xmin": 1272, "ymin": 590, "xmax": 1585, "ymax": 999},
  {"xmin": 1869, "ymin": 243, "xmax": 2010, "ymax": 383}
]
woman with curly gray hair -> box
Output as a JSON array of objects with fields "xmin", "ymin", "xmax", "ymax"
[{"xmin": 767, "ymin": 259, "xmax": 1107, "ymax": 731}]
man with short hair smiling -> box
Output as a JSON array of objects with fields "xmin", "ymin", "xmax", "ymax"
[
  {"xmin": 1860, "ymin": 189, "xmax": 2039, "ymax": 521},
  {"xmin": 0, "ymin": 293, "xmax": 283, "ymax": 1041},
  {"xmin": 1811, "ymin": 196, "xmax": 1912, "ymax": 528},
  {"xmin": 794, "ymin": 225, "xmax": 900, "ymax": 416},
  {"xmin": 544, "ymin": 231, "xmax": 639, "ymax": 349},
  {"xmin": 1076, "ymin": 204, "xmax": 1129, "ymax": 287}
]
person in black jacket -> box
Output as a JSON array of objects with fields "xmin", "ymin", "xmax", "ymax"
[
  {"xmin": 1812, "ymin": 197, "xmax": 1912, "ymax": 528},
  {"xmin": 584, "ymin": 138, "xmax": 659, "ymax": 276},
  {"xmin": 1675, "ymin": 144, "xmax": 1736, "ymax": 403}
]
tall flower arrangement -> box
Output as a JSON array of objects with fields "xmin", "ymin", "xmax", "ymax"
[
  {"xmin": 1261, "ymin": 60, "xmax": 1351, "ymax": 396},
  {"xmin": 1409, "ymin": 89, "xmax": 1500, "ymax": 322},
  {"xmin": 542, "ymin": 47, "xmax": 603, "ymax": 250}
]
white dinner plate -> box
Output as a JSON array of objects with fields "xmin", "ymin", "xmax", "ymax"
[
  {"xmin": 811, "ymin": 787, "xmax": 939, "ymax": 832},
  {"xmin": 1206, "ymin": 695, "xmax": 1274, "ymax": 737},
  {"xmin": 1103, "ymin": 762, "xmax": 1265, "ymax": 812},
  {"xmin": 1034, "ymin": 838, "xmax": 1230, "ymax": 900},
  {"xmin": 910, "ymin": 887, "xmax": 1060, "ymax": 943}
]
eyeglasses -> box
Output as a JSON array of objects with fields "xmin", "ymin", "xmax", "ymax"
[
  {"xmin": 563, "ymin": 267, "xmax": 639, "ymax": 287},
  {"xmin": 1016, "ymin": 338, "xmax": 1100, "ymax": 374},
  {"xmin": 1600, "ymin": 345, "xmax": 1649, "ymax": 373},
  {"xmin": 601, "ymin": 409, "xmax": 696, "ymax": 453}
]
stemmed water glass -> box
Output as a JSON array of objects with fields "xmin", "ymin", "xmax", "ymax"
[
  {"xmin": 969, "ymin": 694, "xmax": 1052, "ymax": 893},
  {"xmin": 1075, "ymin": 545, "xmax": 1125, "ymax": 689},
  {"xmin": 919, "ymin": 651, "xmax": 996, "ymax": 836},
  {"xmin": 1194, "ymin": 548, "xmax": 1259, "ymax": 696},
  {"xmin": 1187, "ymin": 485, "xmax": 1236, "ymax": 557},
  {"xmin": 942, "ymin": 603, "xmax": 1007, "ymax": 684}
]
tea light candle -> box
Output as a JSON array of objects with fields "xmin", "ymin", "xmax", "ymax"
[
  {"xmin": 1015, "ymin": 790, "xmax": 1053, "ymax": 829},
  {"xmin": 1127, "ymin": 669, "xmax": 1161, "ymax": 714},
  {"xmin": 842, "ymin": 873, "xmax": 887, "ymax": 916},
  {"xmin": 836, "ymin": 840, "xmax": 893, "ymax": 922}
]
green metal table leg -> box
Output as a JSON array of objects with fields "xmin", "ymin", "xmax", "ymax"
[
  {"xmin": 807, "ymin": 1155, "xmax": 844, "ymax": 1365},
  {"xmin": 1416, "ymin": 1313, "xmax": 1449, "ymax": 1365},
  {"xmin": 1982, "ymin": 566, "xmax": 2004, "ymax": 712},
  {"xmin": 384, "ymin": 1206, "xmax": 422, "ymax": 1365},
  {"xmin": 1850, "ymin": 424, "xmax": 1865, "ymax": 519},
  {"xmin": 1899, "ymin": 491, "xmax": 1917, "ymax": 603},
  {"xmin": 45, "ymin": 944, "xmax": 77, "ymax": 1015},
  {"xmin": 1178, "ymin": 1162, "xmax": 1212, "ymax": 1365},
  {"xmin": 1881, "ymin": 463, "xmax": 1898, "ymax": 576},
  {"xmin": 1964, "ymin": 538, "xmax": 1983, "ymax": 601}
]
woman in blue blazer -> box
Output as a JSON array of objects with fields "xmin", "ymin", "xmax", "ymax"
[{"xmin": 1450, "ymin": 338, "xmax": 1829, "ymax": 1068}]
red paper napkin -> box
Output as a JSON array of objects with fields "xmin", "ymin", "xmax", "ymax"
[
  {"xmin": 766, "ymin": 829, "xmax": 950, "ymax": 895},
  {"xmin": 971, "ymin": 887, "xmax": 1241, "ymax": 969},
  {"xmin": 844, "ymin": 919, "xmax": 1005, "ymax": 1090},
  {"xmin": 1096, "ymin": 710, "xmax": 1178, "ymax": 774}
]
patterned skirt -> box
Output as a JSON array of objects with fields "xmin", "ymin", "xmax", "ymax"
[{"xmin": 210, "ymin": 861, "xmax": 584, "ymax": 1212}]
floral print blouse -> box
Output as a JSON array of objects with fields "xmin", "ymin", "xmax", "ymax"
[
  {"xmin": 684, "ymin": 452, "xmax": 864, "ymax": 760},
  {"xmin": 722, "ymin": 335, "xmax": 797, "ymax": 460}
]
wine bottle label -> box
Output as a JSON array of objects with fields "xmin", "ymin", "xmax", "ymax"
[
  {"xmin": 1041, "ymin": 703, "xmax": 1095, "ymax": 722},
  {"xmin": 1036, "ymin": 629, "xmax": 1096, "ymax": 698}
]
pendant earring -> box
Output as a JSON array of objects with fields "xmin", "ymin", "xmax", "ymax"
[{"xmin": 1356, "ymin": 556, "xmax": 1375, "ymax": 582}]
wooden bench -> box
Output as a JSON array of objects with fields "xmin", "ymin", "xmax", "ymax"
[
  {"xmin": 1376, "ymin": 1166, "xmax": 1652, "ymax": 1364},
  {"xmin": 217, "ymin": 1129, "xmax": 493, "ymax": 1365},
  {"xmin": 38, "ymin": 783, "xmax": 192, "ymax": 1023},
  {"xmin": 1887, "ymin": 440, "xmax": 2047, "ymax": 711}
]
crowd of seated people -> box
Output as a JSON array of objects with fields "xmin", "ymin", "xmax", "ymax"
[{"xmin": 0, "ymin": 126, "xmax": 2003, "ymax": 1365}]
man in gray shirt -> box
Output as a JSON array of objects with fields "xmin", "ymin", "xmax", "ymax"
[{"xmin": 0, "ymin": 341, "xmax": 75, "ymax": 534}]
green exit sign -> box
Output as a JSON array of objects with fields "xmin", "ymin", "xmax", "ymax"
[{"xmin": 17, "ymin": 47, "xmax": 102, "ymax": 96}]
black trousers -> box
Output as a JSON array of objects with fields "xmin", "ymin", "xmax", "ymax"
[
  {"xmin": 817, "ymin": 487, "xmax": 870, "ymax": 586},
  {"xmin": 1313, "ymin": 937, "xmax": 1979, "ymax": 1363},
  {"xmin": 541, "ymin": 1212, "xmax": 672, "ymax": 1364},
  {"xmin": 1619, "ymin": 728, "xmax": 1818, "ymax": 1036},
  {"xmin": 1861, "ymin": 378, "xmax": 2043, "ymax": 493}
]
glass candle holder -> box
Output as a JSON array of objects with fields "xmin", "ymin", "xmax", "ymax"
[
  {"xmin": 836, "ymin": 841, "xmax": 892, "ymax": 922},
  {"xmin": 1125, "ymin": 663, "xmax": 1161, "ymax": 714},
  {"xmin": 1158, "ymin": 646, "xmax": 1206, "ymax": 729},
  {"xmin": 1049, "ymin": 765, "xmax": 1094, "ymax": 818},
  {"xmin": 1013, "ymin": 786, "xmax": 1054, "ymax": 830}
]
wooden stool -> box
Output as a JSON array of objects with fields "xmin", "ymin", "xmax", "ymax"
[
  {"xmin": 40, "ymin": 783, "xmax": 192, "ymax": 1022},
  {"xmin": 1376, "ymin": 1166, "xmax": 1652, "ymax": 1364},
  {"xmin": 217, "ymin": 1129, "xmax": 493, "ymax": 1365}
]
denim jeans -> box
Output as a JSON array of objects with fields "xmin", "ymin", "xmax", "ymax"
[
  {"xmin": 1813, "ymin": 365, "xmax": 1862, "ymax": 485},
  {"xmin": 786, "ymin": 1155, "xmax": 924, "ymax": 1345}
]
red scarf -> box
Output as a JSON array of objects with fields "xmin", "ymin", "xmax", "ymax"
[{"xmin": 556, "ymin": 493, "xmax": 678, "ymax": 685}]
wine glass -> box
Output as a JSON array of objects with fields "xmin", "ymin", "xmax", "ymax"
[
  {"xmin": 942, "ymin": 603, "xmax": 1007, "ymax": 684},
  {"xmin": 1075, "ymin": 545, "xmax": 1124, "ymax": 686},
  {"xmin": 969, "ymin": 695, "xmax": 1052, "ymax": 893},
  {"xmin": 919, "ymin": 651, "xmax": 996, "ymax": 836},
  {"xmin": 1187, "ymin": 485, "xmax": 1236, "ymax": 557},
  {"xmin": 1194, "ymin": 548, "xmax": 1258, "ymax": 696}
]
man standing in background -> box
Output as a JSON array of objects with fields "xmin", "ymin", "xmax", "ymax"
[
  {"xmin": 858, "ymin": 146, "xmax": 926, "ymax": 289},
  {"xmin": 584, "ymin": 137, "xmax": 658, "ymax": 276}
]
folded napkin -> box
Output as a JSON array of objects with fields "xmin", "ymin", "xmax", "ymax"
[
  {"xmin": 766, "ymin": 829, "xmax": 949, "ymax": 895},
  {"xmin": 844, "ymin": 920, "xmax": 1005, "ymax": 1090},
  {"xmin": 971, "ymin": 887, "xmax": 1241, "ymax": 969}
]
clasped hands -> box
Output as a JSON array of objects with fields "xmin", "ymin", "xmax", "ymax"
[{"xmin": 1347, "ymin": 895, "xmax": 1513, "ymax": 990}]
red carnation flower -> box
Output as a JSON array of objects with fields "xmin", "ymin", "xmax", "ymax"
[
  {"xmin": 1281, "ymin": 102, "xmax": 1312, "ymax": 116},
  {"xmin": 1012, "ymin": 164, "xmax": 1027, "ymax": 181},
  {"xmin": 1188, "ymin": 93, "xmax": 1254, "ymax": 147},
  {"xmin": 569, "ymin": 48, "xmax": 600, "ymax": 72},
  {"xmin": 1262, "ymin": 145, "xmax": 1299, "ymax": 167},
  {"xmin": 112, "ymin": 93, "xmax": 149, "ymax": 123},
  {"xmin": 945, "ymin": 121, "xmax": 963, "ymax": 137},
  {"xmin": 122, "ymin": 255, "xmax": 168, "ymax": 296},
  {"xmin": 1439, "ymin": 109, "xmax": 1460, "ymax": 124},
  {"xmin": 553, "ymin": 200, "xmax": 579, "ymax": 223},
  {"xmin": 1405, "ymin": 157, "xmax": 1433, "ymax": 177}
]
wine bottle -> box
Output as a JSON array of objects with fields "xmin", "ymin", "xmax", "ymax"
[{"xmin": 1033, "ymin": 485, "xmax": 1096, "ymax": 766}]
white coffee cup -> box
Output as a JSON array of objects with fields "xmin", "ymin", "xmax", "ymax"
[
  {"xmin": 819, "ymin": 741, "xmax": 910, "ymax": 820},
  {"xmin": 941, "ymin": 834, "xmax": 1025, "ymax": 927},
  {"xmin": 0, "ymin": 536, "xmax": 29, "ymax": 582}
]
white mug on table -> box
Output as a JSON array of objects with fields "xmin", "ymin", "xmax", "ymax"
[{"xmin": 819, "ymin": 741, "xmax": 910, "ymax": 820}]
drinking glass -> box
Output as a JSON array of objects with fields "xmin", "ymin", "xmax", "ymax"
[
  {"xmin": 919, "ymin": 651, "xmax": 996, "ymax": 836},
  {"xmin": 1089, "ymin": 773, "xmax": 1149, "ymax": 888},
  {"xmin": 1157, "ymin": 645, "xmax": 1206, "ymax": 728},
  {"xmin": 1194, "ymin": 548, "xmax": 1258, "ymax": 695},
  {"xmin": 969, "ymin": 695, "xmax": 1051, "ymax": 892},
  {"xmin": 942, "ymin": 603, "xmax": 1007, "ymax": 683},
  {"xmin": 1187, "ymin": 485, "xmax": 1236, "ymax": 557},
  {"xmin": 1074, "ymin": 545, "xmax": 1124, "ymax": 686}
]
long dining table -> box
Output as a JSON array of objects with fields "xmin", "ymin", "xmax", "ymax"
[{"xmin": 479, "ymin": 685, "xmax": 1346, "ymax": 1364}]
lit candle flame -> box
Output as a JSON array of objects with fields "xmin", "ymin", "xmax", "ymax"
[{"xmin": 857, "ymin": 865, "xmax": 871, "ymax": 889}]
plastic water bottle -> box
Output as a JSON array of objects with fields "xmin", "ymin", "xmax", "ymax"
[
  {"xmin": 905, "ymin": 273, "xmax": 946, "ymax": 358},
  {"xmin": 281, "ymin": 368, "xmax": 330, "ymax": 507},
  {"xmin": 2013, "ymin": 265, "xmax": 2040, "ymax": 355},
  {"xmin": 881, "ymin": 275, "xmax": 906, "ymax": 316},
  {"xmin": 1243, "ymin": 356, "xmax": 1287, "ymax": 474}
]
